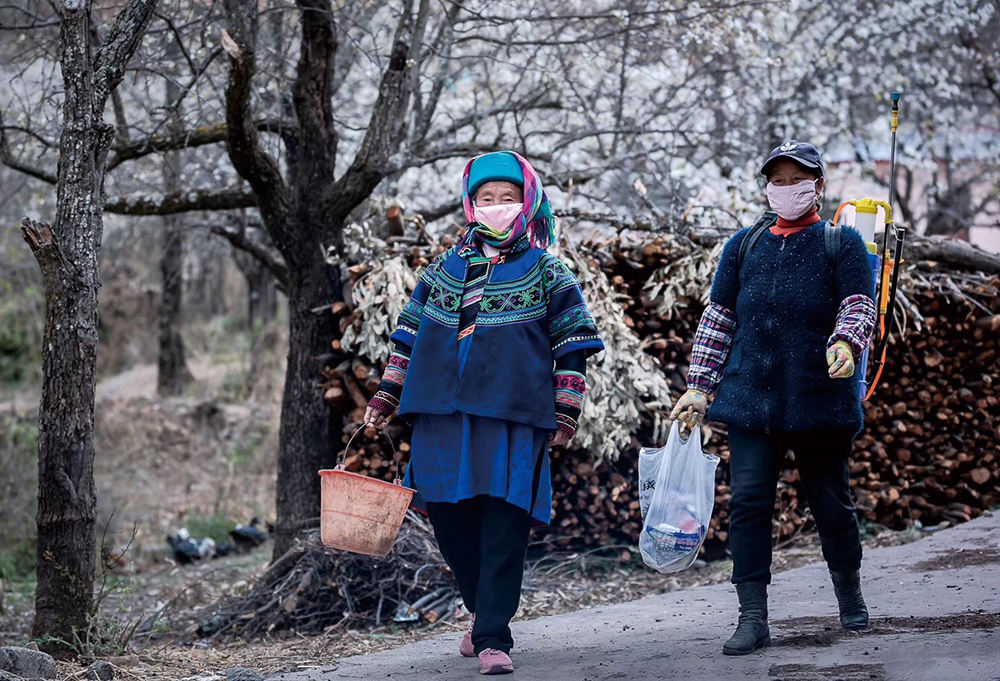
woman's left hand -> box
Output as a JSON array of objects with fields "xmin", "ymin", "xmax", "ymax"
[
  {"xmin": 550, "ymin": 430, "xmax": 571, "ymax": 447},
  {"xmin": 826, "ymin": 340, "xmax": 855, "ymax": 379}
]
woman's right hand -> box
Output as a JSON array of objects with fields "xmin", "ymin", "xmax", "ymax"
[
  {"xmin": 669, "ymin": 390, "xmax": 709, "ymax": 430},
  {"xmin": 364, "ymin": 404, "xmax": 391, "ymax": 429}
]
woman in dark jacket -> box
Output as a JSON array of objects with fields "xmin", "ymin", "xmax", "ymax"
[
  {"xmin": 365, "ymin": 151, "xmax": 604, "ymax": 675},
  {"xmin": 670, "ymin": 140, "xmax": 877, "ymax": 655}
]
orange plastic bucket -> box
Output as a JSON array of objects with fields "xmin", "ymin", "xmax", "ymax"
[{"xmin": 319, "ymin": 427, "xmax": 414, "ymax": 557}]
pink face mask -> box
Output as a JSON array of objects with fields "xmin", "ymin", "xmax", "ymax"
[
  {"xmin": 766, "ymin": 180, "xmax": 817, "ymax": 220},
  {"xmin": 473, "ymin": 203, "xmax": 524, "ymax": 233}
]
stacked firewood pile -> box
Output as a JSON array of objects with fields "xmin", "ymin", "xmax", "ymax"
[
  {"xmin": 326, "ymin": 229, "xmax": 1000, "ymax": 553},
  {"xmin": 599, "ymin": 238, "xmax": 1000, "ymax": 553}
]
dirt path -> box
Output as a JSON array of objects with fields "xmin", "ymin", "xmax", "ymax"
[
  {"xmin": 0, "ymin": 356, "xmax": 245, "ymax": 413},
  {"xmin": 274, "ymin": 512, "xmax": 1000, "ymax": 681}
]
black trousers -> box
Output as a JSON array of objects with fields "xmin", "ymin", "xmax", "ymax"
[
  {"xmin": 728, "ymin": 427, "xmax": 863, "ymax": 585},
  {"xmin": 426, "ymin": 496, "xmax": 532, "ymax": 654}
]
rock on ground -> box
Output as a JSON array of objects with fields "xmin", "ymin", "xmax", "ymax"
[
  {"xmin": 226, "ymin": 667, "xmax": 265, "ymax": 681},
  {"xmin": 0, "ymin": 647, "xmax": 56, "ymax": 680},
  {"xmin": 85, "ymin": 660, "xmax": 116, "ymax": 680}
]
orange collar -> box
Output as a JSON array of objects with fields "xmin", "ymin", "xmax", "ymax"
[{"xmin": 770, "ymin": 210, "xmax": 821, "ymax": 237}]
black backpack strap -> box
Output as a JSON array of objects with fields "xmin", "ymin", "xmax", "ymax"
[
  {"xmin": 738, "ymin": 211, "xmax": 778, "ymax": 271},
  {"xmin": 824, "ymin": 221, "xmax": 841, "ymax": 271}
]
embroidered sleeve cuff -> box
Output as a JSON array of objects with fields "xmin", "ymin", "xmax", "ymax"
[
  {"xmin": 828, "ymin": 294, "xmax": 876, "ymax": 360},
  {"xmin": 368, "ymin": 392, "xmax": 399, "ymax": 416},
  {"xmin": 546, "ymin": 259, "xmax": 605, "ymax": 359},
  {"xmin": 368, "ymin": 345, "xmax": 411, "ymax": 417},
  {"xmin": 554, "ymin": 368, "xmax": 587, "ymax": 440},
  {"xmin": 687, "ymin": 303, "xmax": 737, "ymax": 398},
  {"xmin": 556, "ymin": 414, "xmax": 579, "ymax": 438}
]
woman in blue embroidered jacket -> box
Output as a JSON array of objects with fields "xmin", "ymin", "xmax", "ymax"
[
  {"xmin": 364, "ymin": 151, "xmax": 604, "ymax": 675},
  {"xmin": 670, "ymin": 141, "xmax": 878, "ymax": 655}
]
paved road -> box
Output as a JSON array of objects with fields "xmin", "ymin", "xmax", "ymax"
[{"xmin": 268, "ymin": 512, "xmax": 1000, "ymax": 681}]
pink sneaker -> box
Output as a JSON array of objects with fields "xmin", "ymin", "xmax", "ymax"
[
  {"xmin": 460, "ymin": 614, "xmax": 476, "ymax": 658},
  {"xmin": 478, "ymin": 648, "xmax": 514, "ymax": 675}
]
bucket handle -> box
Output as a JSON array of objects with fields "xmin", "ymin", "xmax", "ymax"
[{"xmin": 338, "ymin": 425, "xmax": 407, "ymax": 485}]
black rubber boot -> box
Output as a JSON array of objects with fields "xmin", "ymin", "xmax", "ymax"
[
  {"xmin": 723, "ymin": 583, "xmax": 771, "ymax": 655},
  {"xmin": 830, "ymin": 569, "xmax": 869, "ymax": 631}
]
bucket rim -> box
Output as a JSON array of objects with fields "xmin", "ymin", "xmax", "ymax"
[{"xmin": 318, "ymin": 468, "xmax": 416, "ymax": 494}]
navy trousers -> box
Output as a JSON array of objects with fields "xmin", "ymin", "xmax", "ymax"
[
  {"xmin": 426, "ymin": 496, "xmax": 531, "ymax": 654},
  {"xmin": 728, "ymin": 427, "xmax": 863, "ymax": 585}
]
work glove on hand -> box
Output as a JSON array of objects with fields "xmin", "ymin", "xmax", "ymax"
[
  {"xmin": 669, "ymin": 389, "xmax": 709, "ymax": 431},
  {"xmin": 826, "ymin": 340, "xmax": 855, "ymax": 379}
]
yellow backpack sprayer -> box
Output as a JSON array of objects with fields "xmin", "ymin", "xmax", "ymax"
[{"xmin": 832, "ymin": 92, "xmax": 906, "ymax": 401}]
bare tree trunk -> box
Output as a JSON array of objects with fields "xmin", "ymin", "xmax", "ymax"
[
  {"xmin": 249, "ymin": 268, "xmax": 278, "ymax": 329},
  {"xmin": 158, "ymin": 45, "xmax": 191, "ymax": 395},
  {"xmin": 159, "ymin": 214, "xmax": 189, "ymax": 393},
  {"xmin": 209, "ymin": 262, "xmax": 228, "ymax": 316},
  {"xmin": 231, "ymin": 238, "xmax": 278, "ymax": 330},
  {"xmin": 271, "ymin": 252, "xmax": 340, "ymax": 556},
  {"xmin": 185, "ymin": 251, "xmax": 211, "ymax": 318},
  {"xmin": 20, "ymin": 0, "xmax": 157, "ymax": 653},
  {"xmin": 221, "ymin": 0, "xmax": 415, "ymax": 557}
]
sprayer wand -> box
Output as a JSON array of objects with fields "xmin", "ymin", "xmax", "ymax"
[{"xmin": 865, "ymin": 92, "xmax": 906, "ymax": 400}]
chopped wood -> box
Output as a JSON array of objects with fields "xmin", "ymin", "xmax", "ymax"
[{"xmin": 318, "ymin": 234, "xmax": 1000, "ymax": 552}]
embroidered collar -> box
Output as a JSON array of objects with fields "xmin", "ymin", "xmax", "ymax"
[{"xmin": 458, "ymin": 232, "xmax": 531, "ymax": 264}]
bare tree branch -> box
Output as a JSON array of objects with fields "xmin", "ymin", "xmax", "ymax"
[
  {"xmin": 421, "ymin": 95, "xmax": 563, "ymax": 147},
  {"xmin": 389, "ymin": 142, "xmax": 501, "ymax": 172},
  {"xmin": 92, "ymin": 0, "xmax": 159, "ymax": 110},
  {"xmin": 209, "ymin": 223, "xmax": 289, "ymax": 287},
  {"xmin": 555, "ymin": 207, "xmax": 660, "ymax": 233},
  {"xmin": 414, "ymin": 198, "xmax": 462, "ymax": 224},
  {"xmin": 405, "ymin": 0, "xmax": 433, "ymax": 134},
  {"xmin": 166, "ymin": 46, "xmax": 225, "ymax": 112},
  {"xmin": 908, "ymin": 234, "xmax": 1000, "ymax": 275},
  {"xmin": 0, "ymin": 110, "xmax": 58, "ymax": 184},
  {"xmin": 291, "ymin": 0, "xmax": 338, "ymax": 191},
  {"xmin": 104, "ymin": 185, "xmax": 257, "ymax": 214},
  {"xmin": 0, "ymin": 123, "xmax": 58, "ymax": 148},
  {"xmin": 221, "ymin": 0, "xmax": 293, "ymax": 253},
  {"xmin": 0, "ymin": 99, "xmax": 58, "ymax": 184},
  {"xmin": 321, "ymin": 35, "xmax": 413, "ymax": 224},
  {"xmin": 411, "ymin": 0, "xmax": 464, "ymax": 145},
  {"xmin": 107, "ymin": 118, "xmax": 294, "ymax": 170}
]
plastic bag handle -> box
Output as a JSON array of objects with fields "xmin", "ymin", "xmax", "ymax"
[
  {"xmin": 672, "ymin": 420, "xmax": 703, "ymax": 448},
  {"xmin": 337, "ymin": 425, "xmax": 406, "ymax": 485}
]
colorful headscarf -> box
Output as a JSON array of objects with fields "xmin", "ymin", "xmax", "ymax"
[{"xmin": 461, "ymin": 151, "xmax": 557, "ymax": 251}]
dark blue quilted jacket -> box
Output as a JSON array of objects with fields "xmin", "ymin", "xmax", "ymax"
[
  {"xmin": 391, "ymin": 246, "xmax": 604, "ymax": 430},
  {"xmin": 707, "ymin": 221, "xmax": 875, "ymax": 434}
]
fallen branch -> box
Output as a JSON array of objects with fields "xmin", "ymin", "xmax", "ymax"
[{"xmin": 907, "ymin": 234, "xmax": 1000, "ymax": 275}]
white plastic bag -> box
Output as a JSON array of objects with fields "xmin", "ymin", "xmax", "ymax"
[
  {"xmin": 637, "ymin": 445, "xmax": 663, "ymax": 523},
  {"xmin": 638, "ymin": 422, "xmax": 720, "ymax": 574}
]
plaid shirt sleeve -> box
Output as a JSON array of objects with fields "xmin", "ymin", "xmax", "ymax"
[
  {"xmin": 828, "ymin": 294, "xmax": 877, "ymax": 360},
  {"xmin": 687, "ymin": 303, "xmax": 737, "ymax": 397}
]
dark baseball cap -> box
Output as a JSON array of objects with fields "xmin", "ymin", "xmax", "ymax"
[{"xmin": 760, "ymin": 140, "xmax": 825, "ymax": 178}]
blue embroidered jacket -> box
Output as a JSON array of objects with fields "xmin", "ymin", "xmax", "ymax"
[
  {"xmin": 390, "ymin": 245, "xmax": 605, "ymax": 430},
  {"xmin": 707, "ymin": 222, "xmax": 875, "ymax": 434}
]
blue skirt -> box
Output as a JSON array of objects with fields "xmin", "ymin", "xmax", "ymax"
[{"xmin": 401, "ymin": 335, "xmax": 553, "ymax": 526}]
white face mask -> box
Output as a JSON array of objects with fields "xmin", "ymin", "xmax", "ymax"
[
  {"xmin": 473, "ymin": 203, "xmax": 524, "ymax": 233},
  {"xmin": 766, "ymin": 179, "xmax": 818, "ymax": 221}
]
